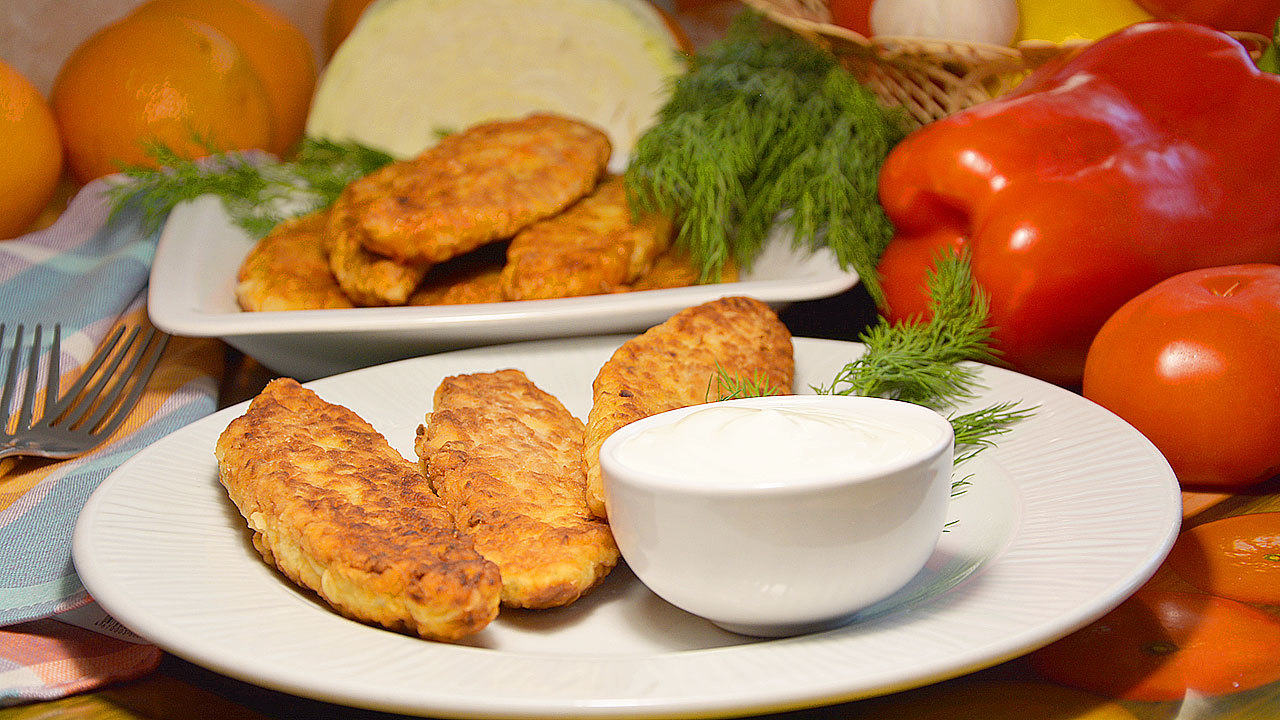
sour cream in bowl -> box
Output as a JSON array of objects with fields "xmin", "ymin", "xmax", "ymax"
[{"xmin": 599, "ymin": 394, "xmax": 955, "ymax": 637}]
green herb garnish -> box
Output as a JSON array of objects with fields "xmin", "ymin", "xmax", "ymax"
[
  {"xmin": 106, "ymin": 137, "xmax": 394, "ymax": 235},
  {"xmin": 818, "ymin": 253, "xmax": 997, "ymax": 406},
  {"xmin": 818, "ymin": 254, "xmax": 1032, "ymax": 465},
  {"xmin": 710, "ymin": 364, "xmax": 786, "ymax": 402},
  {"xmin": 625, "ymin": 11, "xmax": 905, "ymax": 300}
]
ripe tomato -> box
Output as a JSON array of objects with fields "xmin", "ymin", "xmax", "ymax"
[
  {"xmin": 828, "ymin": 0, "xmax": 874, "ymax": 35},
  {"xmin": 1082, "ymin": 264, "xmax": 1280, "ymax": 489},
  {"xmin": 1134, "ymin": 0, "xmax": 1280, "ymax": 35},
  {"xmin": 1165, "ymin": 513, "xmax": 1280, "ymax": 606},
  {"xmin": 1028, "ymin": 590, "xmax": 1280, "ymax": 701}
]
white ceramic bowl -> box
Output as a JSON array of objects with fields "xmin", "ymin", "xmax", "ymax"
[{"xmin": 599, "ymin": 394, "xmax": 955, "ymax": 637}]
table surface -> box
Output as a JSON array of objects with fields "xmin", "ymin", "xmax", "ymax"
[
  {"xmin": 5, "ymin": 286, "xmax": 1280, "ymax": 720},
  {"xmin": 5, "ymin": 4, "xmax": 1279, "ymax": 713}
]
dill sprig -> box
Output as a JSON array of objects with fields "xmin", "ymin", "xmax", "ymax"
[
  {"xmin": 709, "ymin": 364, "xmax": 786, "ymax": 401},
  {"xmin": 949, "ymin": 401, "xmax": 1038, "ymax": 465},
  {"xmin": 106, "ymin": 137, "xmax": 394, "ymax": 236},
  {"xmin": 625, "ymin": 11, "xmax": 905, "ymax": 299},
  {"xmin": 818, "ymin": 253, "xmax": 1032, "ymax": 465},
  {"xmin": 818, "ymin": 253, "xmax": 997, "ymax": 406}
]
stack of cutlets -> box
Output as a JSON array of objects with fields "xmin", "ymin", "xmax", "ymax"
[{"xmin": 236, "ymin": 113, "xmax": 726, "ymax": 313}]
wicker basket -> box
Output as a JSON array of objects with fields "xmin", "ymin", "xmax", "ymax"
[{"xmin": 741, "ymin": 0, "xmax": 1272, "ymax": 128}]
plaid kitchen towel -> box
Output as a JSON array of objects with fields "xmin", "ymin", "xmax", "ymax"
[{"xmin": 0, "ymin": 179, "xmax": 225, "ymax": 705}]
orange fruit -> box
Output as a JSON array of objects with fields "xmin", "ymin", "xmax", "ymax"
[
  {"xmin": 132, "ymin": 0, "xmax": 316, "ymax": 156},
  {"xmin": 323, "ymin": 0, "xmax": 377, "ymax": 59},
  {"xmin": 51, "ymin": 12, "xmax": 273, "ymax": 184},
  {"xmin": 1165, "ymin": 512, "xmax": 1280, "ymax": 606},
  {"xmin": 0, "ymin": 59, "xmax": 62, "ymax": 239}
]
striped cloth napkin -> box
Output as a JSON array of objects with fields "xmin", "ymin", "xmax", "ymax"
[{"xmin": 0, "ymin": 179, "xmax": 225, "ymax": 705}]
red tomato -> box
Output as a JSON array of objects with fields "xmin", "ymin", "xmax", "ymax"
[
  {"xmin": 1165, "ymin": 513, "xmax": 1280, "ymax": 606},
  {"xmin": 1081, "ymin": 264, "xmax": 1280, "ymax": 489},
  {"xmin": 828, "ymin": 0, "xmax": 874, "ymax": 36},
  {"xmin": 1029, "ymin": 590, "xmax": 1280, "ymax": 701},
  {"xmin": 1134, "ymin": 0, "xmax": 1280, "ymax": 35}
]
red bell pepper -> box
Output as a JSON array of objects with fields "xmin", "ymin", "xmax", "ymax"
[
  {"xmin": 875, "ymin": 21, "xmax": 1280, "ymax": 387},
  {"xmin": 1135, "ymin": 0, "xmax": 1280, "ymax": 36}
]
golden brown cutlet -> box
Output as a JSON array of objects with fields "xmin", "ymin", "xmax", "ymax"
[
  {"xmin": 583, "ymin": 296, "xmax": 795, "ymax": 518},
  {"xmin": 628, "ymin": 247, "xmax": 739, "ymax": 291},
  {"xmin": 235, "ymin": 210, "xmax": 355, "ymax": 312},
  {"xmin": 344, "ymin": 114, "xmax": 611, "ymax": 265},
  {"xmin": 325, "ymin": 194, "xmax": 432, "ymax": 306},
  {"xmin": 414, "ymin": 370, "xmax": 619, "ymax": 609},
  {"xmin": 408, "ymin": 242, "xmax": 508, "ymax": 306},
  {"xmin": 215, "ymin": 378, "xmax": 501, "ymax": 641},
  {"xmin": 500, "ymin": 175, "xmax": 673, "ymax": 300}
]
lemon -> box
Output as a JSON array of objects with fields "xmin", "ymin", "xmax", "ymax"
[{"xmin": 1015, "ymin": 0, "xmax": 1154, "ymax": 44}]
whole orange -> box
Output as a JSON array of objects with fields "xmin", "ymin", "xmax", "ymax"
[
  {"xmin": 0, "ymin": 59, "xmax": 62, "ymax": 239},
  {"xmin": 51, "ymin": 12, "xmax": 273, "ymax": 184},
  {"xmin": 132, "ymin": 0, "xmax": 316, "ymax": 156},
  {"xmin": 1165, "ymin": 513, "xmax": 1280, "ymax": 606},
  {"xmin": 323, "ymin": 0, "xmax": 376, "ymax": 59}
]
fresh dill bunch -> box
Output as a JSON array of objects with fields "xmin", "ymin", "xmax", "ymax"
[
  {"xmin": 106, "ymin": 137, "xmax": 394, "ymax": 236},
  {"xmin": 818, "ymin": 253, "xmax": 997, "ymax": 406},
  {"xmin": 625, "ymin": 11, "xmax": 905, "ymax": 298}
]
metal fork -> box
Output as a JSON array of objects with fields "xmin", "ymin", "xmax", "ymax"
[{"xmin": 0, "ymin": 323, "xmax": 170, "ymax": 461}]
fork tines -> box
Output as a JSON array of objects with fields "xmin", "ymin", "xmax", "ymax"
[{"xmin": 0, "ymin": 323, "xmax": 170, "ymax": 450}]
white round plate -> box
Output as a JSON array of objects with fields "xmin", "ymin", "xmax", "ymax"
[{"xmin": 73, "ymin": 336, "xmax": 1181, "ymax": 719}]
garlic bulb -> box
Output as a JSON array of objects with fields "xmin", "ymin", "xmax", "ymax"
[{"xmin": 869, "ymin": 0, "xmax": 1021, "ymax": 45}]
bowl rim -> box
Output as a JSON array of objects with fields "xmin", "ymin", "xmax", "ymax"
[{"xmin": 599, "ymin": 394, "xmax": 956, "ymax": 495}]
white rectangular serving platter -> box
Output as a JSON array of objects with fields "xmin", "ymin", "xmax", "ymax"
[{"xmin": 148, "ymin": 196, "xmax": 860, "ymax": 379}]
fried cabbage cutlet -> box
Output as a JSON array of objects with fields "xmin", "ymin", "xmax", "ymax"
[
  {"xmin": 326, "ymin": 195, "xmax": 432, "ymax": 306},
  {"xmin": 345, "ymin": 114, "xmax": 611, "ymax": 265},
  {"xmin": 414, "ymin": 370, "xmax": 619, "ymax": 609},
  {"xmin": 408, "ymin": 242, "xmax": 508, "ymax": 306},
  {"xmin": 583, "ymin": 296, "xmax": 795, "ymax": 518},
  {"xmin": 215, "ymin": 378, "xmax": 501, "ymax": 641},
  {"xmin": 629, "ymin": 247, "xmax": 739, "ymax": 292},
  {"xmin": 408, "ymin": 266, "xmax": 505, "ymax": 306},
  {"xmin": 500, "ymin": 176, "xmax": 673, "ymax": 301},
  {"xmin": 235, "ymin": 211, "xmax": 354, "ymax": 312}
]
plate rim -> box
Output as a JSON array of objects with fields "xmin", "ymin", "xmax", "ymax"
[{"xmin": 72, "ymin": 335, "xmax": 1183, "ymax": 719}]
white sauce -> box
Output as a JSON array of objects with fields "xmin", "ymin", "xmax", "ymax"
[{"xmin": 614, "ymin": 402, "xmax": 946, "ymax": 485}]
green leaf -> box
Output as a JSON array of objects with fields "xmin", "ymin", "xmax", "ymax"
[{"xmin": 1258, "ymin": 18, "xmax": 1280, "ymax": 75}]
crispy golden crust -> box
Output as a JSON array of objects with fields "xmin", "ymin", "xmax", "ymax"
[
  {"xmin": 235, "ymin": 211, "xmax": 355, "ymax": 312},
  {"xmin": 326, "ymin": 195, "xmax": 432, "ymax": 306},
  {"xmin": 215, "ymin": 378, "xmax": 501, "ymax": 641},
  {"xmin": 408, "ymin": 266, "xmax": 505, "ymax": 306},
  {"xmin": 628, "ymin": 247, "xmax": 739, "ymax": 292},
  {"xmin": 414, "ymin": 370, "xmax": 619, "ymax": 609},
  {"xmin": 408, "ymin": 243, "xmax": 508, "ymax": 306},
  {"xmin": 584, "ymin": 297, "xmax": 795, "ymax": 518},
  {"xmin": 500, "ymin": 176, "xmax": 673, "ymax": 301},
  {"xmin": 345, "ymin": 114, "xmax": 611, "ymax": 265}
]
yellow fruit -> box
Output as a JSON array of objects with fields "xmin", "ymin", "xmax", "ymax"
[
  {"xmin": 0, "ymin": 58, "xmax": 63, "ymax": 239},
  {"xmin": 132, "ymin": 0, "xmax": 317, "ymax": 156},
  {"xmin": 51, "ymin": 12, "xmax": 273, "ymax": 184},
  {"xmin": 1015, "ymin": 0, "xmax": 1154, "ymax": 43}
]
